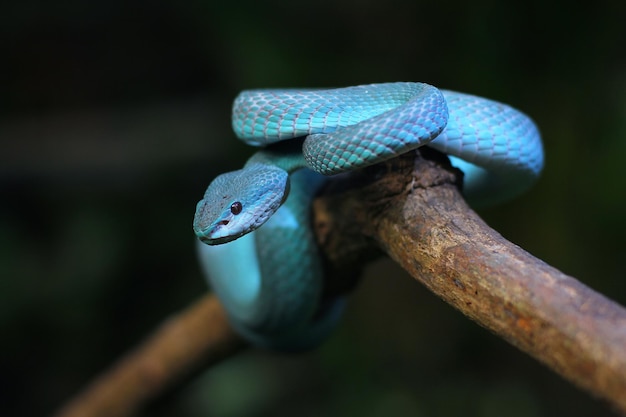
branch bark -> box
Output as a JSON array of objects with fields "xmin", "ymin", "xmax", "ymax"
[
  {"xmin": 54, "ymin": 148, "xmax": 626, "ymax": 416},
  {"xmin": 53, "ymin": 295, "xmax": 246, "ymax": 417},
  {"xmin": 313, "ymin": 148, "xmax": 626, "ymax": 414}
]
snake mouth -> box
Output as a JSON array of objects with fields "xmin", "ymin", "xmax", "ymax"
[
  {"xmin": 199, "ymin": 234, "xmax": 233, "ymax": 246},
  {"xmin": 197, "ymin": 226, "xmax": 246, "ymax": 246}
]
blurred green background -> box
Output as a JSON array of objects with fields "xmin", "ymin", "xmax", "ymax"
[{"xmin": 1, "ymin": 1, "xmax": 625, "ymax": 416}]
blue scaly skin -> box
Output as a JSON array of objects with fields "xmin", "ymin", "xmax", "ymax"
[
  {"xmin": 196, "ymin": 168, "xmax": 344, "ymax": 350},
  {"xmin": 193, "ymin": 82, "xmax": 544, "ymax": 349}
]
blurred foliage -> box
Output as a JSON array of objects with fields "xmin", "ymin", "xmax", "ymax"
[{"xmin": 1, "ymin": 0, "xmax": 625, "ymax": 416}]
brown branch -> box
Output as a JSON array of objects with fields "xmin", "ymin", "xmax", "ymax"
[
  {"xmin": 52, "ymin": 295, "xmax": 246, "ymax": 417},
  {"xmin": 53, "ymin": 148, "xmax": 626, "ymax": 416},
  {"xmin": 313, "ymin": 148, "xmax": 626, "ymax": 414}
]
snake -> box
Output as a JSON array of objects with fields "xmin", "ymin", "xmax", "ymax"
[{"xmin": 193, "ymin": 82, "xmax": 544, "ymax": 350}]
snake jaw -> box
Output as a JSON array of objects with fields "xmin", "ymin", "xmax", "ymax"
[
  {"xmin": 193, "ymin": 198, "xmax": 257, "ymax": 245},
  {"xmin": 196, "ymin": 211, "xmax": 245, "ymax": 245}
]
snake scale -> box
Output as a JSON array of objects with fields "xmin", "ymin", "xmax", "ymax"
[{"xmin": 193, "ymin": 82, "xmax": 544, "ymax": 350}]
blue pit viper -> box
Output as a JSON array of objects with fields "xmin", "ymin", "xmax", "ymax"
[{"xmin": 193, "ymin": 82, "xmax": 544, "ymax": 350}]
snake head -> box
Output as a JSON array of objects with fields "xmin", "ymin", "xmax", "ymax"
[{"xmin": 193, "ymin": 165, "xmax": 290, "ymax": 245}]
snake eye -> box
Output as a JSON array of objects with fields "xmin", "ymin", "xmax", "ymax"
[{"xmin": 230, "ymin": 201, "xmax": 242, "ymax": 215}]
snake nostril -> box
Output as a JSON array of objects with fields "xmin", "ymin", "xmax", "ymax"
[{"xmin": 218, "ymin": 220, "xmax": 229, "ymax": 226}]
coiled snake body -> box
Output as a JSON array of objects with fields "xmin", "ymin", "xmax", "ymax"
[{"xmin": 193, "ymin": 82, "xmax": 543, "ymax": 350}]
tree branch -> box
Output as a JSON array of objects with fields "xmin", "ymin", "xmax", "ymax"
[
  {"xmin": 52, "ymin": 295, "xmax": 246, "ymax": 417},
  {"xmin": 313, "ymin": 148, "xmax": 626, "ymax": 414},
  {"xmin": 53, "ymin": 148, "xmax": 626, "ymax": 416}
]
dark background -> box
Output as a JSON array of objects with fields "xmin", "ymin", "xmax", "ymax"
[{"xmin": 2, "ymin": 1, "xmax": 625, "ymax": 416}]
